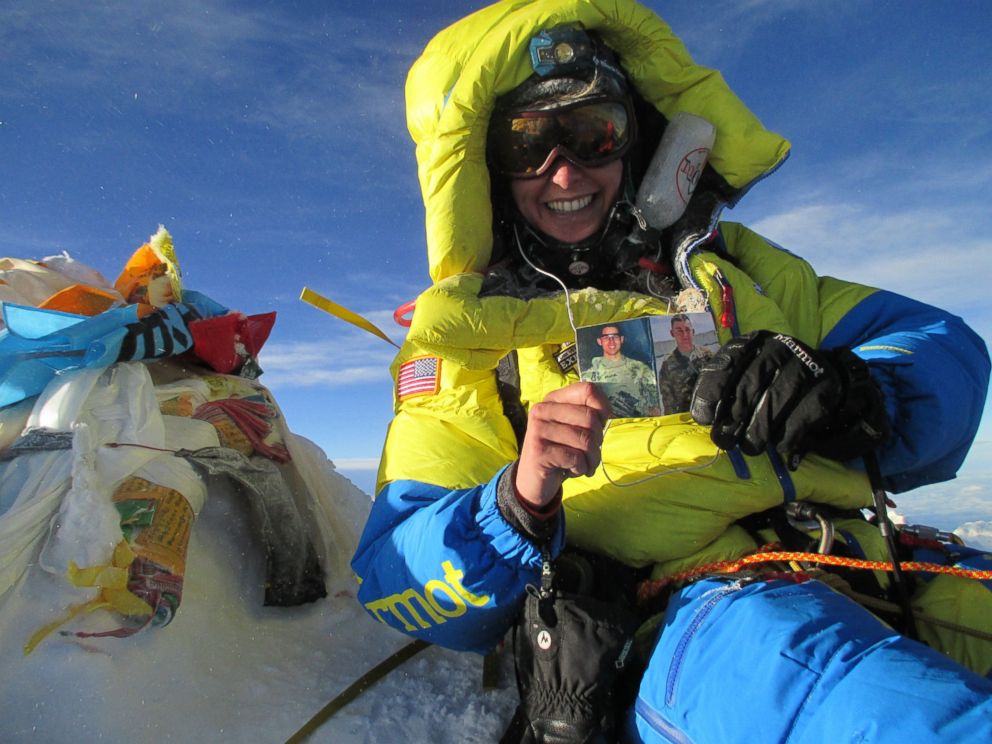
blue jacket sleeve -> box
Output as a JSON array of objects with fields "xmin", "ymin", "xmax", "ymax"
[
  {"xmin": 822, "ymin": 289, "xmax": 990, "ymax": 493},
  {"xmin": 350, "ymin": 465, "xmax": 565, "ymax": 653}
]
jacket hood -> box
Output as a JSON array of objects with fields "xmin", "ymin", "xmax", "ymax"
[{"xmin": 407, "ymin": 0, "xmax": 791, "ymax": 284}]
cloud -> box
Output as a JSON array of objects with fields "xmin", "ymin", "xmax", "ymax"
[
  {"xmin": 331, "ymin": 458, "xmax": 380, "ymax": 471},
  {"xmin": 736, "ymin": 118, "xmax": 992, "ymax": 327},
  {"xmin": 2, "ymin": 1, "xmax": 266, "ymax": 95},
  {"xmin": 257, "ymin": 327, "xmax": 399, "ymax": 390},
  {"xmin": 953, "ymin": 521, "xmax": 992, "ymax": 551},
  {"xmin": 1, "ymin": 1, "xmax": 417, "ymax": 166},
  {"xmin": 267, "ymin": 365, "xmax": 388, "ymax": 387},
  {"xmin": 887, "ymin": 440, "xmax": 992, "ymax": 531},
  {"xmin": 0, "ymin": 227, "xmax": 91, "ymax": 259},
  {"xmin": 672, "ymin": 0, "xmax": 839, "ymax": 65},
  {"xmin": 747, "ymin": 202, "xmax": 992, "ymax": 314}
]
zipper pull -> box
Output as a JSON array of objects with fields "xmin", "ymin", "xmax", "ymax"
[{"xmin": 720, "ymin": 283, "xmax": 735, "ymax": 329}]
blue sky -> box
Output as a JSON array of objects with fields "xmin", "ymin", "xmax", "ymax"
[{"xmin": 2, "ymin": 0, "xmax": 991, "ymax": 528}]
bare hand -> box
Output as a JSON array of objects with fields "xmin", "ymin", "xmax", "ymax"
[{"xmin": 514, "ymin": 382, "xmax": 611, "ymax": 509}]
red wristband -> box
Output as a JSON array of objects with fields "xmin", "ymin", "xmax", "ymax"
[{"xmin": 514, "ymin": 485, "xmax": 562, "ymax": 520}]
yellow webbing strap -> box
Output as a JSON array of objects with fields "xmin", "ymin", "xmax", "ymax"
[
  {"xmin": 24, "ymin": 540, "xmax": 153, "ymax": 654},
  {"xmin": 284, "ymin": 639, "xmax": 430, "ymax": 744},
  {"xmin": 300, "ymin": 287, "xmax": 399, "ymax": 348}
]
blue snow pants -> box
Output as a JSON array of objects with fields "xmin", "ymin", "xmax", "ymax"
[{"xmin": 626, "ymin": 577, "xmax": 992, "ymax": 743}]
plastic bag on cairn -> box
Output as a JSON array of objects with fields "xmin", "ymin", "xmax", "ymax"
[
  {"xmin": 7, "ymin": 366, "xmax": 221, "ymax": 648},
  {"xmin": 40, "ymin": 363, "xmax": 165, "ymax": 576},
  {"xmin": 0, "ymin": 441, "xmax": 73, "ymax": 602},
  {"xmin": 1, "ymin": 363, "xmax": 155, "ymax": 608}
]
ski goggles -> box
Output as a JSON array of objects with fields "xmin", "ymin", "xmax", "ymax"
[{"xmin": 490, "ymin": 97, "xmax": 634, "ymax": 178}]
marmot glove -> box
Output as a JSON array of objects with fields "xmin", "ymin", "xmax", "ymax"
[
  {"xmin": 690, "ymin": 331, "xmax": 889, "ymax": 468},
  {"xmin": 502, "ymin": 586, "xmax": 639, "ymax": 744}
]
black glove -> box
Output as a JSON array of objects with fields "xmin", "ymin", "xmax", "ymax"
[
  {"xmin": 690, "ymin": 331, "xmax": 889, "ymax": 468},
  {"xmin": 501, "ymin": 560, "xmax": 640, "ymax": 744}
]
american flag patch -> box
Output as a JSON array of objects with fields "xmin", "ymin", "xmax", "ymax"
[{"xmin": 397, "ymin": 356, "xmax": 441, "ymax": 400}]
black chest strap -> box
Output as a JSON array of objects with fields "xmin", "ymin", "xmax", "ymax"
[{"xmin": 496, "ymin": 351, "xmax": 529, "ymax": 449}]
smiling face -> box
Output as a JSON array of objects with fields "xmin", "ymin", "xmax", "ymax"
[
  {"xmin": 596, "ymin": 325, "xmax": 624, "ymax": 359},
  {"xmin": 509, "ymin": 158, "xmax": 623, "ymax": 244}
]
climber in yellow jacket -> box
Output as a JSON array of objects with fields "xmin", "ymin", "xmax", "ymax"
[{"xmin": 352, "ymin": 2, "xmax": 992, "ymax": 741}]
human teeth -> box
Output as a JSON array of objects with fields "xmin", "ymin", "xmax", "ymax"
[{"xmin": 546, "ymin": 195, "xmax": 593, "ymax": 213}]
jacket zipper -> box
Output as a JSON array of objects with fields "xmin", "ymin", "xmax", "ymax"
[
  {"xmin": 631, "ymin": 582, "xmax": 740, "ymax": 742},
  {"xmin": 633, "ymin": 696, "xmax": 696, "ymax": 744},
  {"xmin": 666, "ymin": 582, "xmax": 741, "ymax": 706}
]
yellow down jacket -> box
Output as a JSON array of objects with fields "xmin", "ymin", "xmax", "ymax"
[
  {"xmin": 354, "ymin": 0, "xmax": 991, "ymax": 671},
  {"xmin": 372, "ymin": 0, "xmax": 987, "ymax": 579},
  {"xmin": 376, "ymin": 0, "xmax": 885, "ymax": 573}
]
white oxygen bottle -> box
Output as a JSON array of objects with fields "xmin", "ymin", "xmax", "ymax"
[{"xmin": 635, "ymin": 112, "xmax": 716, "ymax": 230}]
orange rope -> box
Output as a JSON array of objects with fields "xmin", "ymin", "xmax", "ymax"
[{"xmin": 637, "ymin": 547, "xmax": 992, "ymax": 604}]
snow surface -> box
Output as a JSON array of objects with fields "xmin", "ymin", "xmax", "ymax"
[{"xmin": 0, "ymin": 436, "xmax": 516, "ymax": 743}]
